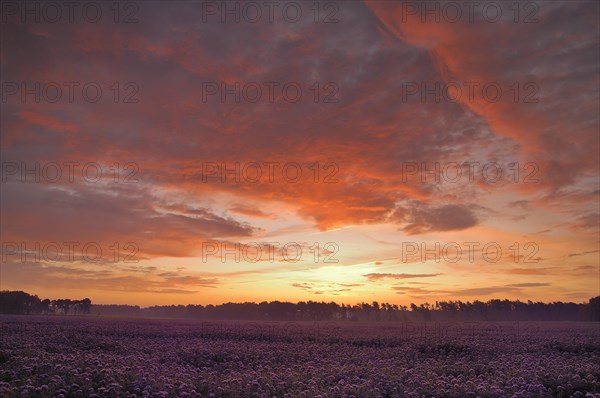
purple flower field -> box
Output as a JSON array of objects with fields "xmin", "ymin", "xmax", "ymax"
[{"xmin": 1, "ymin": 316, "xmax": 599, "ymax": 398}]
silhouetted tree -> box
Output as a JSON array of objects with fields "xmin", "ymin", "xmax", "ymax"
[{"xmin": 588, "ymin": 296, "xmax": 600, "ymax": 321}]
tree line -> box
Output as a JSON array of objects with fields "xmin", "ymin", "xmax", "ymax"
[
  {"xmin": 92, "ymin": 297, "xmax": 600, "ymax": 321},
  {"xmin": 0, "ymin": 291, "xmax": 91, "ymax": 315},
  {"xmin": 2, "ymin": 291, "xmax": 599, "ymax": 321}
]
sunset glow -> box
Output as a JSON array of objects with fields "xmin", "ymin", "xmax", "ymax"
[{"xmin": 1, "ymin": 0, "xmax": 598, "ymax": 307}]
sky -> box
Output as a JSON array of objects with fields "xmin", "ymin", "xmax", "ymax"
[{"xmin": 1, "ymin": 0, "xmax": 599, "ymax": 306}]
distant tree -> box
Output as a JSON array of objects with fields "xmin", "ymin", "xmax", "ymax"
[
  {"xmin": 372, "ymin": 301, "xmax": 381, "ymax": 320},
  {"xmin": 39, "ymin": 299, "xmax": 52, "ymax": 314},
  {"xmin": 0, "ymin": 291, "xmax": 41, "ymax": 314},
  {"xmin": 80, "ymin": 298, "xmax": 91, "ymax": 314},
  {"xmin": 589, "ymin": 296, "xmax": 600, "ymax": 321}
]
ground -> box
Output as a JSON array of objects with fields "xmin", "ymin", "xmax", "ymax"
[{"xmin": 1, "ymin": 316, "xmax": 599, "ymax": 397}]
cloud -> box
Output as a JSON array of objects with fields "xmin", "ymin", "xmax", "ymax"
[
  {"xmin": 505, "ymin": 267, "xmax": 556, "ymax": 275},
  {"xmin": 1, "ymin": 262, "xmax": 219, "ymax": 294},
  {"xmin": 390, "ymin": 202, "xmax": 480, "ymax": 234},
  {"xmin": 0, "ymin": 0, "xmax": 502, "ymax": 233},
  {"xmin": 366, "ymin": 0, "xmax": 600, "ymax": 200},
  {"xmin": 510, "ymin": 200, "xmax": 530, "ymax": 210},
  {"xmin": 506, "ymin": 283, "xmax": 550, "ymax": 288},
  {"xmin": 567, "ymin": 250, "xmax": 600, "ymax": 258},
  {"xmin": 393, "ymin": 286, "xmax": 443, "ymax": 295},
  {"xmin": 1, "ymin": 182, "xmax": 259, "ymax": 259},
  {"xmin": 291, "ymin": 283, "xmax": 313, "ymax": 291},
  {"xmin": 452, "ymin": 287, "xmax": 520, "ymax": 296},
  {"xmin": 1, "ymin": 1, "xmax": 598, "ymax": 303},
  {"xmin": 228, "ymin": 205, "xmax": 278, "ymax": 219},
  {"xmin": 18, "ymin": 111, "xmax": 80, "ymax": 134},
  {"xmin": 291, "ymin": 281, "xmax": 360, "ymax": 296},
  {"xmin": 571, "ymin": 213, "xmax": 600, "ymax": 231},
  {"xmin": 364, "ymin": 273, "xmax": 441, "ymax": 282},
  {"xmin": 392, "ymin": 283, "xmax": 554, "ymax": 298}
]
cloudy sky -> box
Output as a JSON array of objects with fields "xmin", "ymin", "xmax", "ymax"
[{"xmin": 1, "ymin": 0, "xmax": 598, "ymax": 306}]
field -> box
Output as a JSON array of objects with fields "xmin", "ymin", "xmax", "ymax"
[{"xmin": 1, "ymin": 316, "xmax": 599, "ymax": 398}]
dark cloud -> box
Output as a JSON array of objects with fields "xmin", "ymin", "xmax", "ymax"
[
  {"xmin": 1, "ymin": 182, "xmax": 258, "ymax": 258},
  {"xmin": 390, "ymin": 202, "xmax": 479, "ymax": 234}
]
